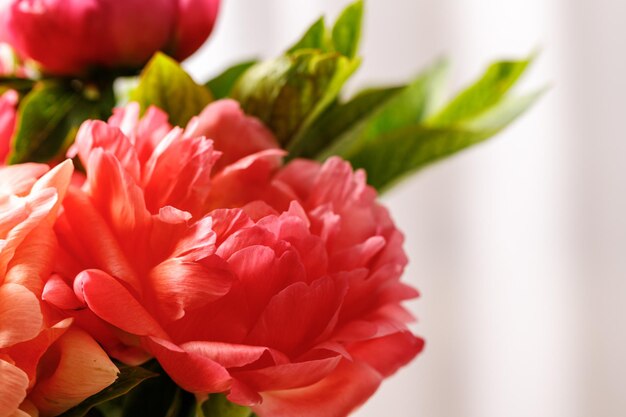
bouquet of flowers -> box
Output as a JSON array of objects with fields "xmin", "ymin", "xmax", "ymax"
[{"xmin": 0, "ymin": 1, "xmax": 539, "ymax": 416}]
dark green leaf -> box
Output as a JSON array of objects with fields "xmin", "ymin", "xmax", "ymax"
[
  {"xmin": 287, "ymin": 17, "xmax": 328, "ymax": 53},
  {"xmin": 0, "ymin": 76, "xmax": 35, "ymax": 94},
  {"xmin": 8, "ymin": 81, "xmax": 107, "ymax": 164},
  {"xmin": 130, "ymin": 52, "xmax": 212, "ymax": 126},
  {"xmin": 59, "ymin": 365, "xmax": 158, "ymax": 417},
  {"xmin": 200, "ymin": 394, "xmax": 252, "ymax": 417},
  {"xmin": 206, "ymin": 60, "xmax": 258, "ymax": 99},
  {"xmin": 232, "ymin": 50, "xmax": 360, "ymax": 147},
  {"xmin": 114, "ymin": 361, "xmax": 195, "ymax": 417},
  {"xmin": 289, "ymin": 85, "xmax": 403, "ymax": 158},
  {"xmin": 427, "ymin": 56, "xmax": 533, "ymax": 126},
  {"xmin": 332, "ymin": 0, "xmax": 363, "ymax": 58}
]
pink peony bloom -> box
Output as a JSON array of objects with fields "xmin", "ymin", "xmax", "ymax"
[
  {"xmin": 46, "ymin": 100, "xmax": 422, "ymax": 417},
  {"xmin": 0, "ymin": 161, "xmax": 119, "ymax": 417},
  {"xmin": 0, "ymin": 89, "xmax": 17, "ymax": 163},
  {"xmin": 2, "ymin": 0, "xmax": 220, "ymax": 75}
]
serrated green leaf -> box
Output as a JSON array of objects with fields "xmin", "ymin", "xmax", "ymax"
[
  {"xmin": 332, "ymin": 0, "xmax": 363, "ymax": 58},
  {"xmin": 8, "ymin": 81, "xmax": 106, "ymax": 164},
  {"xmin": 206, "ymin": 60, "xmax": 257, "ymax": 99},
  {"xmin": 287, "ymin": 17, "xmax": 328, "ymax": 53},
  {"xmin": 130, "ymin": 52, "xmax": 212, "ymax": 126},
  {"xmin": 59, "ymin": 365, "xmax": 158, "ymax": 417},
  {"xmin": 232, "ymin": 50, "xmax": 360, "ymax": 147},
  {"xmin": 427, "ymin": 57, "xmax": 532, "ymax": 126},
  {"xmin": 320, "ymin": 59, "xmax": 448, "ymax": 159},
  {"xmin": 289, "ymin": 85, "xmax": 403, "ymax": 158},
  {"xmin": 200, "ymin": 394, "xmax": 252, "ymax": 417}
]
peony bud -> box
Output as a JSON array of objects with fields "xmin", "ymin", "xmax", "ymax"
[{"xmin": 2, "ymin": 0, "xmax": 220, "ymax": 75}]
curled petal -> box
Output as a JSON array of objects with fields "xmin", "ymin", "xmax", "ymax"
[
  {"xmin": 28, "ymin": 328, "xmax": 119, "ymax": 416},
  {"xmin": 145, "ymin": 337, "xmax": 231, "ymax": 393}
]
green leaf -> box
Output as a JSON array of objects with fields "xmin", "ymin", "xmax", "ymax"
[
  {"xmin": 319, "ymin": 59, "xmax": 448, "ymax": 159},
  {"xmin": 130, "ymin": 52, "xmax": 212, "ymax": 126},
  {"xmin": 287, "ymin": 17, "xmax": 328, "ymax": 53},
  {"xmin": 427, "ymin": 56, "xmax": 532, "ymax": 126},
  {"xmin": 317, "ymin": 57, "xmax": 540, "ymax": 191},
  {"xmin": 339, "ymin": 89, "xmax": 543, "ymax": 191},
  {"xmin": 206, "ymin": 60, "xmax": 258, "ymax": 99},
  {"xmin": 232, "ymin": 50, "xmax": 360, "ymax": 147},
  {"xmin": 332, "ymin": 0, "xmax": 363, "ymax": 58},
  {"xmin": 199, "ymin": 394, "xmax": 252, "ymax": 417},
  {"xmin": 289, "ymin": 85, "xmax": 403, "ymax": 158},
  {"xmin": 8, "ymin": 81, "xmax": 107, "ymax": 164},
  {"xmin": 59, "ymin": 365, "xmax": 158, "ymax": 417}
]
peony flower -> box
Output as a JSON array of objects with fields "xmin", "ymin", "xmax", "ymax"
[
  {"xmin": 45, "ymin": 100, "xmax": 423, "ymax": 417},
  {"xmin": 2, "ymin": 0, "xmax": 220, "ymax": 75},
  {"xmin": 0, "ymin": 89, "xmax": 17, "ymax": 163},
  {"xmin": 0, "ymin": 161, "xmax": 119, "ymax": 417}
]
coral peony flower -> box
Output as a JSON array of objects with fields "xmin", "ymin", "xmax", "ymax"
[
  {"xmin": 45, "ymin": 100, "xmax": 422, "ymax": 417},
  {"xmin": 0, "ymin": 161, "xmax": 119, "ymax": 417},
  {"xmin": 0, "ymin": 89, "xmax": 17, "ymax": 163},
  {"xmin": 2, "ymin": 0, "xmax": 220, "ymax": 75}
]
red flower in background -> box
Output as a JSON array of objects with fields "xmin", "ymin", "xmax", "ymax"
[
  {"xmin": 2, "ymin": 0, "xmax": 220, "ymax": 75},
  {"xmin": 43, "ymin": 100, "xmax": 423, "ymax": 417},
  {"xmin": 0, "ymin": 90, "xmax": 17, "ymax": 163}
]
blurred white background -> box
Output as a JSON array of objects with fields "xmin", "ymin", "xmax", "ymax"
[{"xmin": 186, "ymin": 1, "xmax": 626, "ymax": 417}]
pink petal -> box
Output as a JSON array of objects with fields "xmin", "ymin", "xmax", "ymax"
[
  {"xmin": 142, "ymin": 129, "xmax": 218, "ymax": 217},
  {"xmin": 0, "ymin": 164, "xmax": 48, "ymax": 197},
  {"xmin": 3, "ymin": 318, "xmax": 70, "ymax": 384},
  {"xmin": 348, "ymin": 331, "xmax": 425, "ymax": 378},
  {"xmin": 0, "ymin": 359, "xmax": 28, "ymax": 417},
  {"xmin": 0, "ymin": 187, "xmax": 57, "ymax": 277},
  {"xmin": 85, "ymin": 149, "xmax": 152, "ymax": 269},
  {"xmin": 0, "ymin": 283, "xmax": 42, "ymax": 348},
  {"xmin": 149, "ymin": 255, "xmax": 233, "ymax": 322},
  {"xmin": 180, "ymin": 341, "xmax": 276, "ymax": 368},
  {"xmin": 207, "ymin": 150, "xmax": 290, "ymax": 211},
  {"xmin": 233, "ymin": 355, "xmax": 342, "ymax": 392},
  {"xmin": 61, "ymin": 189, "xmax": 142, "ymax": 293},
  {"xmin": 42, "ymin": 274, "xmax": 83, "ymax": 310},
  {"xmin": 246, "ymin": 277, "xmax": 347, "ymax": 356},
  {"xmin": 184, "ymin": 100, "xmax": 278, "ymax": 172},
  {"xmin": 73, "ymin": 121, "xmax": 140, "ymax": 182},
  {"xmin": 145, "ymin": 337, "xmax": 231, "ymax": 393},
  {"xmin": 28, "ymin": 328, "xmax": 119, "ymax": 416},
  {"xmin": 253, "ymin": 360, "xmax": 381, "ymax": 417},
  {"xmin": 4, "ymin": 221, "xmax": 59, "ymax": 296},
  {"xmin": 75, "ymin": 269, "xmax": 168, "ymax": 340}
]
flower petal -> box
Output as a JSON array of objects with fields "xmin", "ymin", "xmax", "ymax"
[
  {"xmin": 75, "ymin": 269, "xmax": 168, "ymax": 339},
  {"xmin": 145, "ymin": 337, "xmax": 231, "ymax": 393},
  {"xmin": 28, "ymin": 328, "xmax": 119, "ymax": 416},
  {"xmin": 0, "ymin": 359, "xmax": 28, "ymax": 417},
  {"xmin": 0, "ymin": 283, "xmax": 42, "ymax": 349},
  {"xmin": 253, "ymin": 360, "xmax": 381, "ymax": 417}
]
